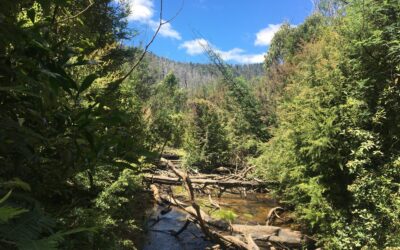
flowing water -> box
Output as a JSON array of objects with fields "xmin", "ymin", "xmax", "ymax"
[
  {"xmin": 142, "ymin": 205, "xmax": 213, "ymax": 250},
  {"xmin": 141, "ymin": 192, "xmax": 283, "ymax": 250},
  {"xmin": 210, "ymin": 193, "xmax": 280, "ymax": 224}
]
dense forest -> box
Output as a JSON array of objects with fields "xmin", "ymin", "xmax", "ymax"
[
  {"xmin": 0, "ymin": 0, "xmax": 399, "ymax": 249},
  {"xmin": 146, "ymin": 53, "xmax": 264, "ymax": 89}
]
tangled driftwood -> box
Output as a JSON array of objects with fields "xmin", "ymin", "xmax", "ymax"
[
  {"xmin": 143, "ymin": 174, "xmax": 267, "ymax": 189},
  {"xmin": 146, "ymin": 158, "xmax": 311, "ymax": 249}
]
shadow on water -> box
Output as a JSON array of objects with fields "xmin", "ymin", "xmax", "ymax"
[
  {"xmin": 141, "ymin": 193, "xmax": 284, "ymax": 250},
  {"xmin": 142, "ymin": 204, "xmax": 213, "ymax": 250}
]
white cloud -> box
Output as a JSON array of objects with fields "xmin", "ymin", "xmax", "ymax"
[
  {"xmin": 149, "ymin": 20, "xmax": 182, "ymax": 40},
  {"xmin": 124, "ymin": 0, "xmax": 181, "ymax": 40},
  {"xmin": 219, "ymin": 49, "xmax": 265, "ymax": 64},
  {"xmin": 179, "ymin": 39, "xmax": 265, "ymax": 64},
  {"xmin": 179, "ymin": 38, "xmax": 209, "ymax": 55},
  {"xmin": 126, "ymin": 0, "xmax": 154, "ymax": 21},
  {"xmin": 255, "ymin": 24, "xmax": 282, "ymax": 46}
]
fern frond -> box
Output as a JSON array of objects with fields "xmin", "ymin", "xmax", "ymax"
[
  {"xmin": 0, "ymin": 206, "xmax": 55, "ymax": 242},
  {"xmin": 0, "ymin": 205, "xmax": 28, "ymax": 223},
  {"xmin": 17, "ymin": 232, "xmax": 62, "ymax": 250},
  {"xmin": 1, "ymin": 178, "xmax": 31, "ymax": 191},
  {"xmin": 0, "ymin": 190, "xmax": 12, "ymax": 204},
  {"xmin": 17, "ymin": 227, "xmax": 95, "ymax": 250}
]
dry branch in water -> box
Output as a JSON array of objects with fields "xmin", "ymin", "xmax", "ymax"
[
  {"xmin": 266, "ymin": 207, "xmax": 284, "ymax": 226},
  {"xmin": 147, "ymin": 159, "xmax": 310, "ymax": 249},
  {"xmin": 143, "ymin": 174, "xmax": 266, "ymax": 189}
]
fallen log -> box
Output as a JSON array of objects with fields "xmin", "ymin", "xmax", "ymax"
[
  {"xmin": 232, "ymin": 224, "xmax": 305, "ymax": 248},
  {"xmin": 148, "ymin": 159, "xmax": 310, "ymax": 249},
  {"xmin": 143, "ymin": 174, "xmax": 266, "ymax": 189},
  {"xmin": 162, "ymin": 160, "xmax": 251, "ymax": 249},
  {"xmin": 150, "ymin": 184, "xmax": 187, "ymax": 207},
  {"xmin": 150, "ymin": 184, "xmax": 231, "ymax": 231},
  {"xmin": 245, "ymin": 234, "xmax": 260, "ymax": 250},
  {"xmin": 231, "ymin": 224, "xmax": 281, "ymax": 236},
  {"xmin": 191, "ymin": 174, "xmax": 223, "ymax": 179},
  {"xmin": 253, "ymin": 235, "xmax": 303, "ymax": 249},
  {"xmin": 222, "ymin": 235, "xmax": 251, "ymax": 249},
  {"xmin": 160, "ymin": 153, "xmax": 181, "ymax": 160}
]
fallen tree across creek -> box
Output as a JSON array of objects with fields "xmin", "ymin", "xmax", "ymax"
[
  {"xmin": 143, "ymin": 174, "xmax": 267, "ymax": 188},
  {"xmin": 144, "ymin": 158, "xmax": 278, "ymax": 193},
  {"xmin": 145, "ymin": 158, "xmax": 313, "ymax": 249}
]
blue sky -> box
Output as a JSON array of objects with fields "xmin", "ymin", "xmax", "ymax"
[{"xmin": 124, "ymin": 0, "xmax": 313, "ymax": 64}]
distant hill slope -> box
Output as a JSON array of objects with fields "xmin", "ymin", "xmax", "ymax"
[{"xmin": 146, "ymin": 53, "xmax": 265, "ymax": 88}]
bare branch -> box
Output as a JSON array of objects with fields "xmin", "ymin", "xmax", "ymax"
[
  {"xmin": 162, "ymin": 0, "xmax": 185, "ymax": 24},
  {"xmin": 118, "ymin": 0, "xmax": 165, "ymax": 84},
  {"xmin": 171, "ymin": 219, "xmax": 191, "ymax": 237},
  {"xmin": 89, "ymin": 0, "xmax": 179, "ymax": 107},
  {"xmin": 117, "ymin": 0, "xmax": 183, "ymax": 85}
]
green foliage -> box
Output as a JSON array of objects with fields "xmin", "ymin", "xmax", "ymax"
[
  {"xmin": 2, "ymin": 0, "xmax": 398, "ymax": 249},
  {"xmin": 0, "ymin": 179, "xmax": 93, "ymax": 249},
  {"xmin": 265, "ymin": 15, "xmax": 325, "ymax": 69},
  {"xmin": 313, "ymin": 0, "xmax": 346, "ymax": 17},
  {"xmin": 90, "ymin": 168, "xmax": 145, "ymax": 249},
  {"xmin": 255, "ymin": 0, "xmax": 400, "ymax": 248},
  {"xmin": 146, "ymin": 72, "xmax": 187, "ymax": 151},
  {"xmin": 225, "ymin": 76, "xmax": 267, "ymax": 140},
  {"xmin": 205, "ymin": 46, "xmax": 268, "ymax": 141},
  {"xmin": 212, "ymin": 209, "xmax": 237, "ymax": 223},
  {"xmin": 96, "ymin": 169, "xmax": 142, "ymax": 213},
  {"xmin": 258, "ymin": 14, "xmax": 327, "ymax": 129},
  {"xmin": 186, "ymin": 46, "xmax": 269, "ymax": 170},
  {"xmin": 184, "ymin": 98, "xmax": 229, "ymax": 170},
  {"xmin": 0, "ymin": 0, "xmax": 153, "ymax": 248},
  {"xmin": 0, "ymin": 191, "xmax": 28, "ymax": 223}
]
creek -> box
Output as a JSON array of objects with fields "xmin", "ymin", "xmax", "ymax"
[{"xmin": 141, "ymin": 192, "xmax": 286, "ymax": 250}]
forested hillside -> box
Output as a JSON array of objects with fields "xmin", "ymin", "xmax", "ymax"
[
  {"xmin": 0, "ymin": 0, "xmax": 399, "ymax": 249},
  {"xmin": 146, "ymin": 53, "xmax": 264, "ymax": 89}
]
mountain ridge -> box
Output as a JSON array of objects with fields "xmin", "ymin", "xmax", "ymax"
[{"xmin": 146, "ymin": 52, "xmax": 265, "ymax": 88}]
